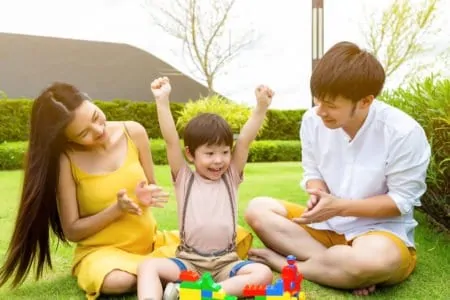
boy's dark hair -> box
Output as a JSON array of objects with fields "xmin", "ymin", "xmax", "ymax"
[
  {"xmin": 310, "ymin": 41, "xmax": 386, "ymax": 103},
  {"xmin": 183, "ymin": 113, "xmax": 233, "ymax": 156}
]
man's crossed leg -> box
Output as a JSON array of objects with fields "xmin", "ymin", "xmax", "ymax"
[{"xmin": 245, "ymin": 197, "xmax": 417, "ymax": 296}]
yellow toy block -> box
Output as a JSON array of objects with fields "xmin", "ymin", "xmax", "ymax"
[
  {"xmin": 298, "ymin": 291, "xmax": 306, "ymax": 300},
  {"xmin": 179, "ymin": 287, "xmax": 201, "ymax": 300},
  {"xmin": 266, "ymin": 292, "xmax": 296, "ymax": 300},
  {"xmin": 212, "ymin": 288, "xmax": 227, "ymax": 299},
  {"xmin": 265, "ymin": 294, "xmax": 287, "ymax": 300}
]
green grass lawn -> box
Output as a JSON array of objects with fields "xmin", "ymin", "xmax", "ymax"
[{"xmin": 0, "ymin": 162, "xmax": 449, "ymax": 299}]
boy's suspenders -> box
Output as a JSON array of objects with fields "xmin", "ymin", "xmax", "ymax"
[{"xmin": 177, "ymin": 172, "xmax": 237, "ymax": 257}]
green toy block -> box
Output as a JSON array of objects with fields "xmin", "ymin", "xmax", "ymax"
[
  {"xmin": 180, "ymin": 281, "xmax": 202, "ymax": 289},
  {"xmin": 223, "ymin": 295, "xmax": 238, "ymax": 300},
  {"xmin": 200, "ymin": 272, "xmax": 222, "ymax": 291},
  {"xmin": 254, "ymin": 296, "xmax": 266, "ymax": 300}
]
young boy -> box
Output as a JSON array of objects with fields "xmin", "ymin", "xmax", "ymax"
[{"xmin": 137, "ymin": 77, "xmax": 274, "ymax": 300}]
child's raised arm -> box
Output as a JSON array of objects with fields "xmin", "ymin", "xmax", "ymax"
[
  {"xmin": 232, "ymin": 85, "xmax": 274, "ymax": 174},
  {"xmin": 151, "ymin": 77, "xmax": 185, "ymax": 176}
]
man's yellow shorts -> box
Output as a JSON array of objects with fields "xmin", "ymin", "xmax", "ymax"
[{"xmin": 281, "ymin": 200, "xmax": 417, "ymax": 285}]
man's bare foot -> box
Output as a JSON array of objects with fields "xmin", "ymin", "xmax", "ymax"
[
  {"xmin": 353, "ymin": 285, "xmax": 376, "ymax": 296},
  {"xmin": 248, "ymin": 248, "xmax": 287, "ymax": 272}
]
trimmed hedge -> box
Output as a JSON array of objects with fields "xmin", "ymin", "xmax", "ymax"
[
  {"xmin": 0, "ymin": 99, "xmax": 306, "ymax": 143},
  {"xmin": 0, "ymin": 140, "xmax": 301, "ymax": 170}
]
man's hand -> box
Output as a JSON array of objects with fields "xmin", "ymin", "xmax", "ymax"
[
  {"xmin": 135, "ymin": 180, "xmax": 169, "ymax": 208},
  {"xmin": 305, "ymin": 194, "xmax": 320, "ymax": 213},
  {"xmin": 293, "ymin": 189, "xmax": 343, "ymax": 224},
  {"xmin": 151, "ymin": 77, "xmax": 171, "ymax": 102},
  {"xmin": 254, "ymin": 85, "xmax": 274, "ymax": 109}
]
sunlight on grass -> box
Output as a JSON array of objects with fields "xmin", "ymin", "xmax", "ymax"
[{"xmin": 0, "ymin": 163, "xmax": 448, "ymax": 299}]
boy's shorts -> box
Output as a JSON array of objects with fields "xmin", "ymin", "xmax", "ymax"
[
  {"xmin": 169, "ymin": 251, "xmax": 254, "ymax": 282},
  {"xmin": 281, "ymin": 200, "xmax": 417, "ymax": 285}
]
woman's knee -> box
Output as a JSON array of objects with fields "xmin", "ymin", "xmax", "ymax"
[
  {"xmin": 244, "ymin": 197, "xmax": 286, "ymax": 229},
  {"xmin": 101, "ymin": 270, "xmax": 137, "ymax": 294}
]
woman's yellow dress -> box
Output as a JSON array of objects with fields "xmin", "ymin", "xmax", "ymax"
[{"xmin": 67, "ymin": 126, "xmax": 252, "ymax": 299}]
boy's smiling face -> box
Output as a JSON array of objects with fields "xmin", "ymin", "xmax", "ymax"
[{"xmin": 186, "ymin": 143, "xmax": 232, "ymax": 181}]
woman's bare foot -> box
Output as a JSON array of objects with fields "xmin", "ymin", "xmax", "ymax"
[
  {"xmin": 248, "ymin": 248, "xmax": 288, "ymax": 272},
  {"xmin": 353, "ymin": 285, "xmax": 376, "ymax": 296}
]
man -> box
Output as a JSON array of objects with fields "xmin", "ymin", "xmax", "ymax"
[{"xmin": 244, "ymin": 41, "xmax": 431, "ymax": 296}]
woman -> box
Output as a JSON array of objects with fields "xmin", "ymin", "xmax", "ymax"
[{"xmin": 0, "ymin": 82, "xmax": 179, "ymax": 299}]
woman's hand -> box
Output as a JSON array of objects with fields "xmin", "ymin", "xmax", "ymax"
[
  {"xmin": 116, "ymin": 189, "xmax": 142, "ymax": 215},
  {"xmin": 135, "ymin": 180, "xmax": 169, "ymax": 208}
]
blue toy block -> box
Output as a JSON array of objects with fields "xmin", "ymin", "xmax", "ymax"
[
  {"xmin": 201, "ymin": 289, "xmax": 213, "ymax": 298},
  {"xmin": 266, "ymin": 279, "xmax": 284, "ymax": 296}
]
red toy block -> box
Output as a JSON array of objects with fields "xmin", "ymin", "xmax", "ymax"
[
  {"xmin": 179, "ymin": 270, "xmax": 200, "ymax": 282},
  {"xmin": 243, "ymin": 284, "xmax": 266, "ymax": 296}
]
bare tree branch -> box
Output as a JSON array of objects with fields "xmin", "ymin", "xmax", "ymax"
[{"xmin": 143, "ymin": 0, "xmax": 257, "ymax": 95}]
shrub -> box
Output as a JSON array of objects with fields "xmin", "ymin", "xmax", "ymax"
[
  {"xmin": 175, "ymin": 95, "xmax": 268, "ymax": 137},
  {"xmin": 0, "ymin": 98, "xmax": 305, "ymax": 142},
  {"xmin": 0, "ymin": 99, "xmax": 184, "ymax": 142},
  {"xmin": 247, "ymin": 140, "xmax": 301, "ymax": 162},
  {"xmin": 258, "ymin": 109, "xmax": 305, "ymax": 140},
  {"xmin": 94, "ymin": 100, "xmax": 184, "ymax": 139},
  {"xmin": 0, "ymin": 99, "xmax": 33, "ymax": 142},
  {"xmin": 379, "ymin": 76, "xmax": 450, "ymax": 229},
  {"xmin": 0, "ymin": 141, "xmax": 27, "ymax": 170},
  {"xmin": 0, "ymin": 140, "xmax": 301, "ymax": 170}
]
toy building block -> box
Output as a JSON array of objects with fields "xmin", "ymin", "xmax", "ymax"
[
  {"xmin": 179, "ymin": 286, "xmax": 201, "ymax": 299},
  {"xmin": 298, "ymin": 291, "xmax": 306, "ymax": 300},
  {"xmin": 179, "ymin": 270, "xmax": 200, "ymax": 282},
  {"xmin": 243, "ymin": 284, "xmax": 266, "ymax": 296},
  {"xmin": 199, "ymin": 272, "xmax": 222, "ymax": 291},
  {"xmin": 281, "ymin": 255, "xmax": 304, "ymax": 295},
  {"xmin": 201, "ymin": 289, "xmax": 213, "ymax": 298},
  {"xmin": 180, "ymin": 280, "xmax": 201, "ymax": 289},
  {"xmin": 179, "ymin": 272, "xmax": 238, "ymax": 300},
  {"xmin": 254, "ymin": 296, "xmax": 267, "ymax": 300},
  {"xmin": 212, "ymin": 288, "xmax": 227, "ymax": 299},
  {"xmin": 266, "ymin": 279, "xmax": 284, "ymax": 296}
]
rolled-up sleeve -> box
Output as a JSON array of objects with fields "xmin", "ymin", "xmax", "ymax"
[
  {"xmin": 299, "ymin": 111, "xmax": 323, "ymax": 189},
  {"xmin": 386, "ymin": 126, "xmax": 431, "ymax": 215}
]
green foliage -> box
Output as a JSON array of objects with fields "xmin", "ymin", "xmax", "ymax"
[
  {"xmin": 362, "ymin": 0, "xmax": 446, "ymax": 83},
  {"xmin": 94, "ymin": 100, "xmax": 184, "ymax": 139},
  {"xmin": 0, "ymin": 97, "xmax": 305, "ymax": 143},
  {"xmin": 248, "ymin": 140, "xmax": 301, "ymax": 162},
  {"xmin": 175, "ymin": 95, "xmax": 268, "ymax": 136},
  {"xmin": 0, "ymin": 140, "xmax": 301, "ymax": 170},
  {"xmin": 0, "ymin": 141, "xmax": 27, "ymax": 170},
  {"xmin": 258, "ymin": 109, "xmax": 305, "ymax": 140},
  {"xmin": 379, "ymin": 76, "xmax": 450, "ymax": 229},
  {"xmin": 0, "ymin": 99, "xmax": 185, "ymax": 142},
  {"xmin": 0, "ymin": 99, "xmax": 33, "ymax": 142}
]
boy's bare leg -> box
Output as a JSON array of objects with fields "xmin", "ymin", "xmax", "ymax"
[
  {"xmin": 219, "ymin": 263, "xmax": 273, "ymax": 297},
  {"xmin": 137, "ymin": 258, "xmax": 181, "ymax": 300}
]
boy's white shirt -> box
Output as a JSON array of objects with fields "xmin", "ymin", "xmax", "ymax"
[{"xmin": 300, "ymin": 99, "xmax": 431, "ymax": 247}]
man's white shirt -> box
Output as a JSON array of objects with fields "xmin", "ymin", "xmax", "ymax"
[{"xmin": 300, "ymin": 99, "xmax": 431, "ymax": 247}]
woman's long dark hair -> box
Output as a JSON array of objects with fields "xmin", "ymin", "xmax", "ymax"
[{"xmin": 0, "ymin": 83, "xmax": 87, "ymax": 288}]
